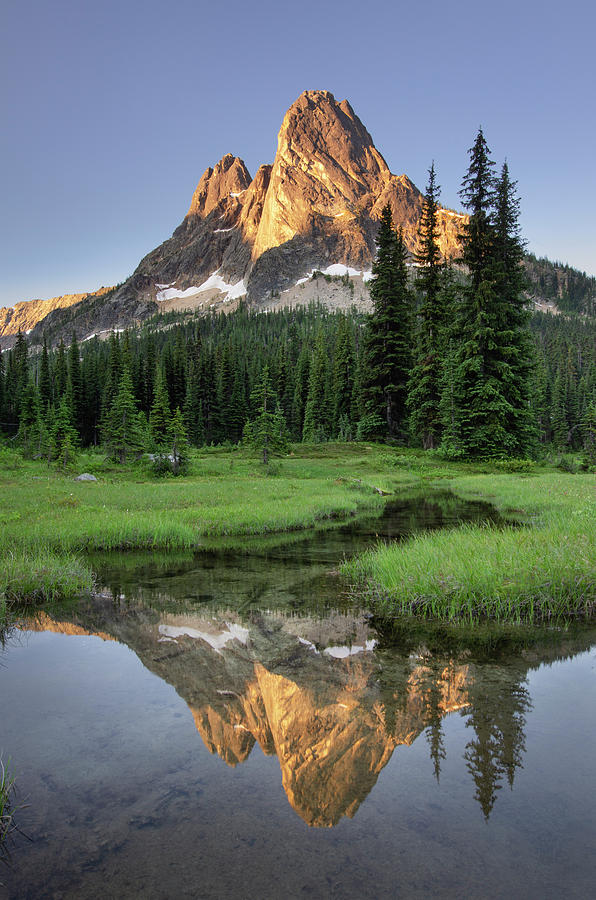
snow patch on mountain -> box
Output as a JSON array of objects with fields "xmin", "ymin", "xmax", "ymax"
[{"xmin": 156, "ymin": 273, "xmax": 247, "ymax": 303}]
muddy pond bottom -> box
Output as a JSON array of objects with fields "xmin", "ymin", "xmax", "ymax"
[{"xmin": 1, "ymin": 495, "xmax": 595, "ymax": 898}]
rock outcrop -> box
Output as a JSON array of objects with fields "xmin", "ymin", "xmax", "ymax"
[{"xmin": 0, "ymin": 288, "xmax": 114, "ymax": 349}]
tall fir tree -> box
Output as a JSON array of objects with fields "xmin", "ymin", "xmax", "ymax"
[
  {"xmin": 332, "ymin": 313, "xmax": 356, "ymax": 438},
  {"xmin": 49, "ymin": 397, "xmax": 79, "ymax": 469},
  {"xmin": 168, "ymin": 408, "xmax": 191, "ymax": 475},
  {"xmin": 67, "ymin": 332, "xmax": 84, "ymax": 438},
  {"xmin": 103, "ymin": 368, "xmax": 146, "ymax": 464},
  {"xmin": 53, "ymin": 339, "xmax": 68, "ymax": 400},
  {"xmin": 441, "ymin": 132, "xmax": 535, "ymax": 457},
  {"xmin": 491, "ymin": 161, "xmax": 536, "ymax": 455},
  {"xmin": 17, "ymin": 379, "xmax": 43, "ymax": 457},
  {"xmin": 82, "ymin": 339, "xmax": 102, "ymax": 445},
  {"xmin": 8, "ymin": 330, "xmax": 29, "ymax": 422},
  {"xmin": 407, "ymin": 163, "xmax": 446, "ymax": 449},
  {"xmin": 149, "ymin": 367, "xmax": 172, "ymax": 449},
  {"xmin": 361, "ymin": 205, "xmax": 413, "ymax": 438},
  {"xmin": 302, "ymin": 329, "xmax": 331, "ymax": 442},
  {"xmin": 243, "ymin": 365, "xmax": 289, "ymax": 464},
  {"xmin": 290, "ymin": 344, "xmax": 310, "ymax": 440},
  {"xmin": 39, "ymin": 337, "xmax": 52, "ymax": 410},
  {"xmin": 0, "ymin": 349, "xmax": 5, "ymax": 423}
]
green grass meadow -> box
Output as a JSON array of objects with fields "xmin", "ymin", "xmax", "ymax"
[
  {"xmin": 0, "ymin": 443, "xmax": 412, "ymax": 608},
  {"xmin": 1, "ymin": 443, "xmax": 594, "ymax": 625}
]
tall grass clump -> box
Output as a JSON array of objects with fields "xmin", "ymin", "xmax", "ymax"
[
  {"xmin": 0, "ymin": 549, "xmax": 94, "ymax": 606},
  {"xmin": 343, "ymin": 473, "xmax": 596, "ymax": 625},
  {"xmin": 0, "ymin": 757, "xmax": 17, "ymax": 845}
]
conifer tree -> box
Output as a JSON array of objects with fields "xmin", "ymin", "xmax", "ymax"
[
  {"xmin": 0, "ymin": 351, "xmax": 5, "ymax": 423},
  {"xmin": 9, "ymin": 330, "xmax": 29, "ymax": 422},
  {"xmin": 243, "ymin": 366, "xmax": 289, "ymax": 464},
  {"xmin": 302, "ymin": 330, "xmax": 331, "ymax": 442},
  {"xmin": 228, "ymin": 366, "xmax": 247, "ymax": 444},
  {"xmin": 149, "ymin": 368, "xmax": 172, "ymax": 449},
  {"xmin": 582, "ymin": 404, "xmax": 596, "ymax": 468},
  {"xmin": 171, "ymin": 330, "xmax": 188, "ymax": 412},
  {"xmin": 103, "ymin": 332, "xmax": 122, "ymax": 409},
  {"xmin": 39, "ymin": 338, "xmax": 52, "ymax": 410},
  {"xmin": 407, "ymin": 164, "xmax": 446, "ymax": 449},
  {"xmin": 361, "ymin": 206, "xmax": 413, "ymax": 438},
  {"xmin": 17, "ymin": 380, "xmax": 43, "ymax": 457},
  {"xmin": 459, "ymin": 128, "xmax": 496, "ymax": 290},
  {"xmin": 103, "ymin": 368, "xmax": 146, "ymax": 464},
  {"xmin": 551, "ymin": 370, "xmax": 568, "ymax": 449},
  {"xmin": 143, "ymin": 334, "xmax": 157, "ymax": 415},
  {"xmin": 332, "ymin": 314, "xmax": 356, "ymax": 437},
  {"xmin": 442, "ymin": 132, "xmax": 535, "ymax": 457},
  {"xmin": 54, "ymin": 340, "xmax": 68, "ymax": 400},
  {"xmin": 184, "ymin": 339, "xmax": 206, "ymax": 446},
  {"xmin": 82, "ymin": 341, "xmax": 102, "ymax": 445},
  {"xmin": 290, "ymin": 345, "xmax": 310, "ymax": 440},
  {"xmin": 491, "ymin": 161, "xmax": 536, "ymax": 455},
  {"xmin": 49, "ymin": 397, "xmax": 79, "ymax": 469},
  {"xmin": 67, "ymin": 332, "xmax": 84, "ymax": 437},
  {"xmin": 168, "ymin": 408, "xmax": 190, "ymax": 475}
]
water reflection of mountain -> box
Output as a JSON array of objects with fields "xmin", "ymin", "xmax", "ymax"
[{"xmin": 21, "ymin": 596, "xmax": 576, "ymax": 826}]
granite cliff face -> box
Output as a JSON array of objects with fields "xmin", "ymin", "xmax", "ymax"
[{"xmin": 8, "ymin": 90, "xmax": 466, "ymax": 344}]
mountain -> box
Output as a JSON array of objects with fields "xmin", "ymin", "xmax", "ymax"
[
  {"xmin": 115, "ymin": 89, "xmax": 463, "ymax": 311},
  {"xmin": 4, "ymin": 90, "xmax": 465, "ymax": 347}
]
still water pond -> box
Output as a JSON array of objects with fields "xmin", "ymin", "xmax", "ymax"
[{"xmin": 1, "ymin": 496, "xmax": 595, "ymax": 898}]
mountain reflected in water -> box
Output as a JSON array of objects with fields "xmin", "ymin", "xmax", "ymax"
[{"xmin": 22, "ymin": 595, "xmax": 542, "ymax": 825}]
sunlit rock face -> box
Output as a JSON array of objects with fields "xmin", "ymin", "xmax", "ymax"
[
  {"xmin": 251, "ymin": 90, "xmax": 462, "ymax": 266},
  {"xmin": 17, "ymin": 90, "xmax": 466, "ymax": 344},
  {"xmin": 22, "ymin": 607, "xmax": 470, "ymax": 828},
  {"xmin": 0, "ymin": 288, "xmax": 114, "ymax": 349},
  {"xmin": 186, "ymin": 155, "xmax": 252, "ymax": 219}
]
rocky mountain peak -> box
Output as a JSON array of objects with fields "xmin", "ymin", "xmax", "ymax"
[
  {"xmin": 252, "ymin": 90, "xmax": 390, "ymax": 261},
  {"xmin": 12, "ymin": 91, "xmax": 469, "ymax": 344},
  {"xmin": 187, "ymin": 153, "xmax": 252, "ymax": 219}
]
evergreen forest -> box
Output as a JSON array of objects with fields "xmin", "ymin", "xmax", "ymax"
[{"xmin": 1, "ymin": 130, "xmax": 595, "ymax": 466}]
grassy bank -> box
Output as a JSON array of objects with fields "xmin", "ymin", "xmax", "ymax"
[
  {"xmin": 0, "ymin": 444, "xmax": 421, "ymax": 554},
  {"xmin": 0, "ymin": 444, "xmax": 418, "ymax": 604},
  {"xmin": 343, "ymin": 472, "xmax": 596, "ymax": 624},
  {"xmin": 3, "ymin": 443, "xmax": 594, "ymax": 625},
  {"xmin": 0, "ymin": 549, "xmax": 94, "ymax": 610}
]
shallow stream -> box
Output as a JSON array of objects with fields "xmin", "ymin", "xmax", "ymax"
[{"xmin": 1, "ymin": 495, "xmax": 595, "ymax": 898}]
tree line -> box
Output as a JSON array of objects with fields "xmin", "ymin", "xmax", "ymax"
[{"xmin": 0, "ymin": 129, "xmax": 594, "ymax": 466}]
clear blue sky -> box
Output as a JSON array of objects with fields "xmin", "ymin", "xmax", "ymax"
[{"xmin": 1, "ymin": 0, "xmax": 594, "ymax": 307}]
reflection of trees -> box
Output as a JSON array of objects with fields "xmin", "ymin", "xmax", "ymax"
[
  {"xmin": 421, "ymin": 663, "xmax": 448, "ymax": 782},
  {"xmin": 462, "ymin": 667, "xmax": 531, "ymax": 819}
]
